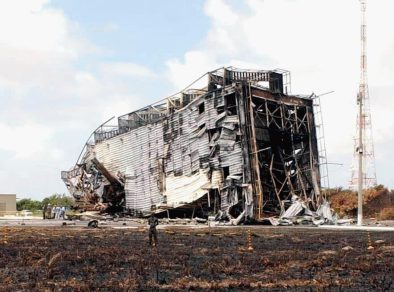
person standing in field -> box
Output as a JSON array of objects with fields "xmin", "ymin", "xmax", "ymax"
[
  {"xmin": 60, "ymin": 206, "xmax": 66, "ymax": 219},
  {"xmin": 42, "ymin": 204, "xmax": 47, "ymax": 219},
  {"xmin": 51, "ymin": 205, "xmax": 56, "ymax": 219},
  {"xmin": 55, "ymin": 205, "xmax": 61, "ymax": 219},
  {"xmin": 148, "ymin": 213, "xmax": 159, "ymax": 246}
]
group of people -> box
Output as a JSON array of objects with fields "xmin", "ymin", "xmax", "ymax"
[{"xmin": 43, "ymin": 204, "xmax": 66, "ymax": 220}]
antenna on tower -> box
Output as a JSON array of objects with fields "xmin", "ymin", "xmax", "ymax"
[{"xmin": 349, "ymin": 0, "xmax": 377, "ymax": 226}]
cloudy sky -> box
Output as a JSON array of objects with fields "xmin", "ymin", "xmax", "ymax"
[{"xmin": 1, "ymin": 0, "xmax": 394, "ymax": 200}]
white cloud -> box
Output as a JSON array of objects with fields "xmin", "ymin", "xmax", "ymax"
[
  {"xmin": 0, "ymin": 0, "xmax": 97, "ymax": 93},
  {"xmin": 166, "ymin": 51, "xmax": 219, "ymax": 90},
  {"xmin": 0, "ymin": 0, "xmax": 154, "ymax": 198},
  {"xmin": 0, "ymin": 0, "xmax": 69, "ymax": 53},
  {"xmin": 0, "ymin": 122, "xmax": 56, "ymax": 159},
  {"xmin": 166, "ymin": 0, "xmax": 394, "ymax": 188},
  {"xmin": 0, "ymin": 0, "xmax": 95, "ymax": 60},
  {"xmin": 0, "ymin": 0, "xmax": 153, "ymax": 138},
  {"xmin": 0, "ymin": 0, "xmax": 79, "ymax": 163}
]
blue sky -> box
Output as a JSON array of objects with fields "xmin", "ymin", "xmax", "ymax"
[
  {"xmin": 50, "ymin": 0, "xmax": 209, "ymax": 69},
  {"xmin": 1, "ymin": 0, "xmax": 394, "ymax": 200}
]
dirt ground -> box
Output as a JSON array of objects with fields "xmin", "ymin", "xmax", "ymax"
[{"xmin": 0, "ymin": 226, "xmax": 393, "ymax": 291}]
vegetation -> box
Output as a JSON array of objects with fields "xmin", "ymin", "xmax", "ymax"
[
  {"xmin": 16, "ymin": 194, "xmax": 74, "ymax": 212},
  {"xmin": 41, "ymin": 194, "xmax": 74, "ymax": 208},
  {"xmin": 379, "ymin": 207, "xmax": 394, "ymax": 220},
  {"xmin": 326, "ymin": 185, "xmax": 394, "ymax": 219},
  {"xmin": 16, "ymin": 199, "xmax": 43, "ymax": 211}
]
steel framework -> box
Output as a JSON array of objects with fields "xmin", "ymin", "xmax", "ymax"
[{"xmin": 349, "ymin": 0, "xmax": 377, "ymax": 191}]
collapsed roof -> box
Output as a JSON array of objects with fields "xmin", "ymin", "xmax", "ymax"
[{"xmin": 61, "ymin": 67, "xmax": 326, "ymax": 220}]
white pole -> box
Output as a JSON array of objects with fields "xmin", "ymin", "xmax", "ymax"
[
  {"xmin": 357, "ymin": 93, "xmax": 363, "ymax": 226},
  {"xmin": 357, "ymin": 0, "xmax": 367, "ymax": 226}
]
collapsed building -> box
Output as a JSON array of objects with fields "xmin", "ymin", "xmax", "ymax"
[{"xmin": 61, "ymin": 67, "xmax": 328, "ymax": 221}]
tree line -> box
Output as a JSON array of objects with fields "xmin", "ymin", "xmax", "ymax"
[{"xmin": 16, "ymin": 194, "xmax": 74, "ymax": 211}]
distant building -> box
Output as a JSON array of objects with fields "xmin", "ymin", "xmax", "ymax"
[{"xmin": 0, "ymin": 194, "xmax": 17, "ymax": 216}]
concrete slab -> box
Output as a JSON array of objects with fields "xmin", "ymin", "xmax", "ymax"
[{"xmin": 318, "ymin": 225, "xmax": 394, "ymax": 232}]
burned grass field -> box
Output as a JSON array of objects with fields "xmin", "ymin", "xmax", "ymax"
[{"xmin": 0, "ymin": 226, "xmax": 393, "ymax": 291}]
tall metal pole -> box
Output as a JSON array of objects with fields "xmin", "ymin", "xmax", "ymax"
[
  {"xmin": 357, "ymin": 92, "xmax": 363, "ymax": 226},
  {"xmin": 357, "ymin": 0, "xmax": 367, "ymax": 226}
]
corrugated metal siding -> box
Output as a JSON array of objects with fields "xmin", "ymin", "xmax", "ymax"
[
  {"xmin": 95, "ymin": 122, "xmax": 164, "ymax": 212},
  {"xmin": 165, "ymin": 170, "xmax": 210, "ymax": 207},
  {"xmin": 91, "ymin": 90, "xmax": 244, "ymax": 212}
]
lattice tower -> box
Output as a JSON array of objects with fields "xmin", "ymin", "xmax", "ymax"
[{"xmin": 349, "ymin": 0, "xmax": 377, "ymax": 190}]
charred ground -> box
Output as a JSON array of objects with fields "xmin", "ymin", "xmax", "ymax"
[{"xmin": 0, "ymin": 226, "xmax": 393, "ymax": 291}]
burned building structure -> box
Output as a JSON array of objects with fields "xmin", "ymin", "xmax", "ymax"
[{"xmin": 62, "ymin": 67, "xmax": 327, "ymax": 220}]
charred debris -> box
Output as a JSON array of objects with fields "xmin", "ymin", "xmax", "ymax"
[{"xmin": 62, "ymin": 67, "xmax": 332, "ymax": 225}]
